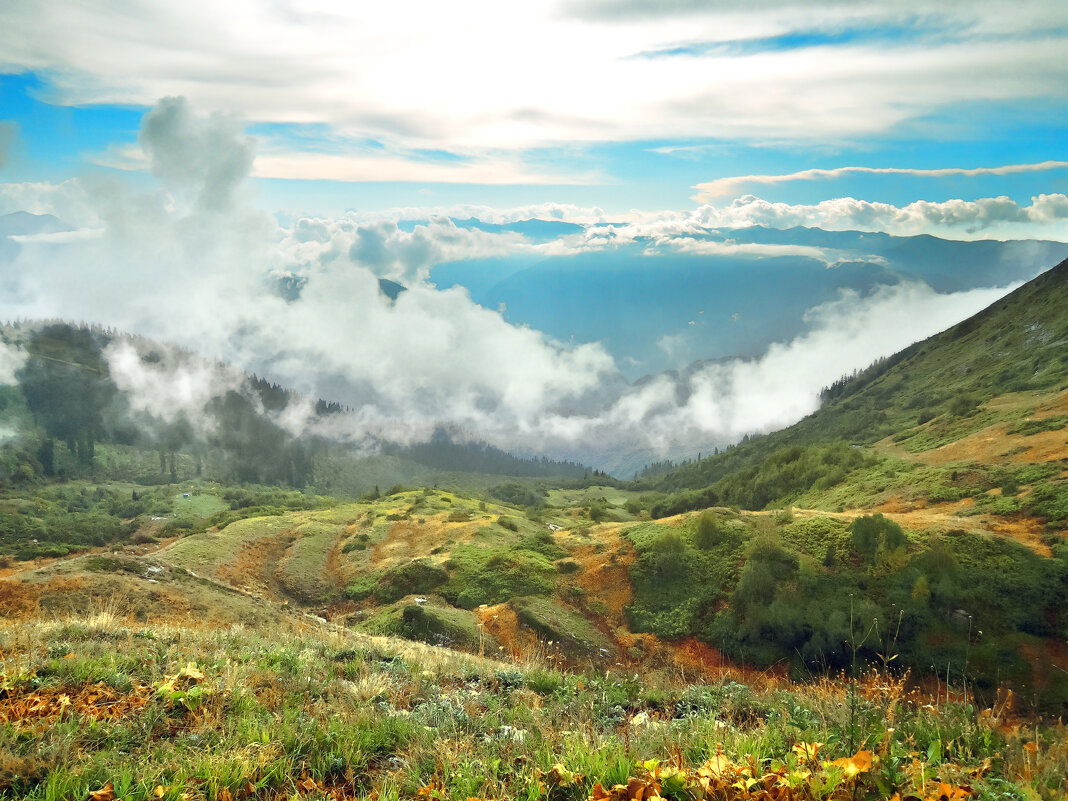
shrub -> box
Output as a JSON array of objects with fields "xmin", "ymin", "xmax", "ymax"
[
  {"xmin": 488, "ymin": 482, "xmax": 546, "ymax": 508},
  {"xmin": 850, "ymin": 513, "xmax": 906, "ymax": 559},
  {"xmin": 694, "ymin": 512, "xmax": 723, "ymax": 549},
  {"xmin": 376, "ymin": 559, "xmax": 449, "ymax": 603},
  {"xmin": 651, "ymin": 531, "xmax": 685, "ymax": 577},
  {"xmin": 947, "ymin": 395, "xmax": 978, "ymax": 417}
]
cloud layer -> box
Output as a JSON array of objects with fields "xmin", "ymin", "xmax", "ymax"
[
  {"xmin": 1, "ymin": 0, "xmax": 1066, "ymax": 175},
  {"xmin": 694, "ymin": 161, "xmax": 1068, "ymax": 202},
  {"xmin": 0, "ymin": 99, "xmax": 1044, "ymax": 472}
]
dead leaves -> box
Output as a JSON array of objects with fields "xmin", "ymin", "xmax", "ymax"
[
  {"xmin": 582, "ymin": 747, "xmax": 978, "ymax": 801},
  {"xmin": 929, "ymin": 784, "xmax": 974, "ymax": 801},
  {"xmin": 0, "ymin": 681, "xmax": 151, "ymax": 727},
  {"xmin": 831, "ymin": 749, "xmax": 873, "ymax": 779}
]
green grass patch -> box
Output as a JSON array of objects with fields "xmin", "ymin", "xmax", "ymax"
[
  {"xmin": 511, "ymin": 596, "xmax": 612, "ymax": 657},
  {"xmin": 1007, "ymin": 414, "xmax": 1068, "ymax": 436}
]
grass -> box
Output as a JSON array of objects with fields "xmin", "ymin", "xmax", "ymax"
[
  {"xmin": 510, "ymin": 595, "xmax": 613, "ymax": 658},
  {"xmin": 1, "ymin": 610, "xmax": 1065, "ymax": 801},
  {"xmin": 276, "ymin": 520, "xmax": 344, "ymax": 603},
  {"xmin": 162, "ymin": 514, "xmax": 296, "ymax": 576},
  {"xmin": 170, "ymin": 491, "xmax": 229, "ymax": 519}
]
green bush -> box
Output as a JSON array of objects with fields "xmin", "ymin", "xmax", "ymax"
[
  {"xmin": 651, "ymin": 531, "xmax": 685, "ymax": 577},
  {"xmin": 694, "ymin": 512, "xmax": 723, "ymax": 549},
  {"xmin": 375, "ymin": 559, "xmax": 449, "ymax": 603},
  {"xmin": 947, "ymin": 395, "xmax": 978, "ymax": 417},
  {"xmin": 488, "ymin": 482, "xmax": 546, "ymax": 508},
  {"xmin": 850, "ymin": 513, "xmax": 906, "ymax": 559}
]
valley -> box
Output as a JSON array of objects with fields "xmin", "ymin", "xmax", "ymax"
[{"xmin": 1, "ymin": 262, "xmax": 1066, "ymax": 800}]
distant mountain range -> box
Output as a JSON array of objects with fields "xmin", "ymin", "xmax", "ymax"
[{"xmin": 433, "ymin": 225, "xmax": 1068, "ymax": 378}]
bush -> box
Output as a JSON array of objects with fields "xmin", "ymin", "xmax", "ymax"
[
  {"xmin": 850, "ymin": 513, "xmax": 906, "ymax": 559},
  {"xmin": 694, "ymin": 512, "xmax": 723, "ymax": 549},
  {"xmin": 489, "ymin": 482, "xmax": 546, "ymax": 508},
  {"xmin": 375, "ymin": 560, "xmax": 449, "ymax": 603},
  {"xmin": 947, "ymin": 395, "xmax": 979, "ymax": 417},
  {"xmin": 651, "ymin": 531, "xmax": 685, "ymax": 577}
]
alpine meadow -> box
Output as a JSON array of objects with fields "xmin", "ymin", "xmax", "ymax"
[{"xmin": 1, "ymin": 3, "xmax": 1068, "ymax": 801}]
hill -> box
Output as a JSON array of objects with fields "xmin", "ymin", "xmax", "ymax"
[
  {"xmin": 0, "ymin": 321, "xmax": 591, "ymax": 505},
  {"xmin": 637, "ymin": 256, "xmax": 1068, "ymax": 509},
  {"xmin": 6, "ymin": 606, "xmax": 1060, "ymax": 801},
  {"xmin": 1, "ymin": 258, "xmax": 1067, "ymax": 800}
]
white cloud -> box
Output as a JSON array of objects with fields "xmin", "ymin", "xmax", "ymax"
[
  {"xmin": 0, "ymin": 340, "xmax": 26, "ymax": 385},
  {"xmin": 693, "ymin": 161, "xmax": 1068, "ymax": 201},
  {"xmin": 0, "ymin": 179, "xmax": 102, "ymax": 228},
  {"xmin": 9, "ymin": 229, "xmax": 104, "ymax": 244},
  {"xmin": 661, "ymin": 280, "xmax": 1018, "ymax": 441},
  {"xmin": 0, "ymin": 97, "xmax": 1047, "ymax": 473},
  {"xmin": 0, "ymin": 98, "xmax": 622, "ymax": 448},
  {"xmin": 252, "ymin": 150, "xmax": 601, "ymax": 186},
  {"xmin": 1, "ymin": 1, "xmax": 1066, "ymax": 152},
  {"xmin": 658, "ymin": 236, "xmax": 887, "ymax": 268},
  {"xmin": 689, "ymin": 194, "xmax": 1068, "ymax": 240},
  {"xmin": 104, "ymin": 340, "xmax": 244, "ymax": 432}
]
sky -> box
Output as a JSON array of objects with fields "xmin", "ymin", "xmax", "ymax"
[
  {"xmin": 1, "ymin": 0, "xmax": 1067, "ymax": 217},
  {"xmin": 1, "ymin": 1, "xmax": 1068, "ymax": 472}
]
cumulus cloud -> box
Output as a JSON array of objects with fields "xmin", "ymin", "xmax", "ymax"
[
  {"xmin": 0, "ymin": 98, "xmax": 622, "ymax": 450},
  {"xmin": 104, "ymin": 340, "xmax": 244, "ymax": 432},
  {"xmin": 655, "ymin": 280, "xmax": 1016, "ymax": 441},
  {"xmin": 0, "ymin": 178, "xmax": 101, "ymax": 228},
  {"xmin": 347, "ymin": 219, "xmax": 527, "ymax": 282},
  {"xmin": 688, "ymin": 194, "xmax": 1068, "ymax": 239},
  {"xmin": 139, "ymin": 97, "xmax": 254, "ymax": 213}
]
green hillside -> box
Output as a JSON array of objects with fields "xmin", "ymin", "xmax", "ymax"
[
  {"xmin": 635, "ymin": 258, "xmax": 1068, "ymax": 514},
  {"xmin": 2, "ymin": 261, "xmax": 1068, "ymax": 801}
]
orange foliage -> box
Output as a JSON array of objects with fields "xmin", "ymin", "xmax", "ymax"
[{"xmin": 0, "ymin": 680, "xmax": 152, "ymax": 727}]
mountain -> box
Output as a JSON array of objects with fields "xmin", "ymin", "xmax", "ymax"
[
  {"xmin": 0, "ymin": 211, "xmax": 72, "ymax": 238},
  {"xmin": 432, "ymin": 227, "xmax": 1068, "ymax": 378},
  {"xmin": 0, "ymin": 321, "xmax": 593, "ymax": 497},
  {"xmin": 1, "ymin": 258, "xmax": 1066, "ymax": 720},
  {"xmin": 0, "ymin": 211, "xmax": 75, "ymax": 263},
  {"xmin": 640, "ymin": 255, "xmax": 1068, "ymax": 500}
]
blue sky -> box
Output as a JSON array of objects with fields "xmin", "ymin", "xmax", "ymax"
[{"xmin": 1, "ymin": 0, "xmax": 1067, "ymax": 226}]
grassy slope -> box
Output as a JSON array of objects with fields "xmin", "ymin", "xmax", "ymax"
[
  {"xmin": 643, "ymin": 257, "xmax": 1068, "ymax": 496},
  {"xmin": 1, "ymin": 611, "xmax": 1065, "ymax": 801},
  {"xmin": 2, "ymin": 262, "xmax": 1067, "ymax": 799}
]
